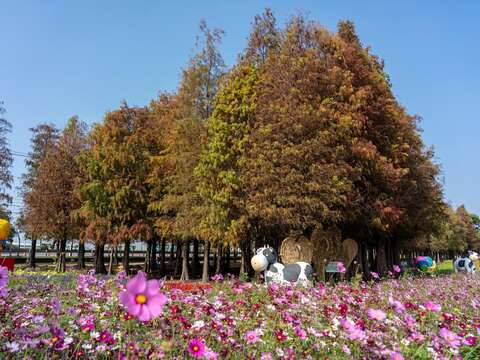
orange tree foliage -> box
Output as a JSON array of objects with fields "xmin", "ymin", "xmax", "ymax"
[
  {"xmin": 76, "ymin": 104, "xmax": 159, "ymax": 273},
  {"xmin": 23, "ymin": 118, "xmax": 87, "ymax": 271}
]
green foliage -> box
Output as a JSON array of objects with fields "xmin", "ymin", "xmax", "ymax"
[{"xmin": 195, "ymin": 64, "xmax": 258, "ymax": 245}]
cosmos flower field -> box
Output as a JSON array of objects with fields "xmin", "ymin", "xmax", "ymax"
[{"xmin": 0, "ymin": 267, "xmax": 479, "ymax": 359}]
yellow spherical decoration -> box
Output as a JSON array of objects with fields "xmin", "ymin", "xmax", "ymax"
[{"xmin": 0, "ymin": 219, "xmax": 11, "ymax": 240}]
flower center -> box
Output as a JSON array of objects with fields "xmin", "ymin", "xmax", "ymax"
[
  {"xmin": 193, "ymin": 345, "xmax": 199, "ymax": 352},
  {"xmin": 135, "ymin": 294, "xmax": 147, "ymax": 304}
]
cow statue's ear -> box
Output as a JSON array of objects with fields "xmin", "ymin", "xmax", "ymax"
[{"xmin": 256, "ymin": 247, "xmax": 264, "ymax": 254}]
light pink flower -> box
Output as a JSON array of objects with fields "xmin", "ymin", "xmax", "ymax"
[
  {"xmin": 390, "ymin": 351, "xmax": 404, "ymax": 360},
  {"xmin": 245, "ymin": 329, "xmax": 260, "ymax": 344},
  {"xmin": 439, "ymin": 328, "xmax": 461, "ymax": 348},
  {"xmin": 119, "ymin": 271, "xmax": 167, "ymax": 322},
  {"xmin": 393, "ymin": 265, "xmax": 401, "ymax": 273},
  {"xmin": 423, "ymin": 301, "xmax": 441, "ymax": 312},
  {"xmin": 367, "ymin": 308, "xmax": 386, "ymax": 321}
]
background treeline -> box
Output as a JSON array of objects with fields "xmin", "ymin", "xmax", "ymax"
[{"xmin": 4, "ymin": 10, "xmax": 480, "ymax": 279}]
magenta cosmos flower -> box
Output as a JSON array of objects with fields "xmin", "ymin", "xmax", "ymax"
[
  {"xmin": 119, "ymin": 271, "xmax": 167, "ymax": 322},
  {"xmin": 393, "ymin": 265, "xmax": 401, "ymax": 273},
  {"xmin": 188, "ymin": 338, "xmax": 206, "ymax": 358}
]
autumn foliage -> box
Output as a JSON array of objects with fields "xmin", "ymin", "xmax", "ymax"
[{"xmin": 16, "ymin": 10, "xmax": 480, "ymax": 277}]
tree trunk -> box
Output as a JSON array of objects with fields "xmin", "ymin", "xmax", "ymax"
[
  {"xmin": 78, "ymin": 242, "xmax": 85, "ymax": 269},
  {"xmin": 123, "ymin": 240, "xmax": 130, "ymax": 275},
  {"xmin": 28, "ymin": 238, "xmax": 37, "ymax": 269},
  {"xmin": 202, "ymin": 240, "xmax": 210, "ymax": 282},
  {"xmin": 192, "ymin": 239, "xmax": 200, "ymax": 275},
  {"xmin": 360, "ymin": 241, "xmax": 369, "ymax": 280},
  {"xmin": 151, "ymin": 239, "xmax": 157, "ymax": 271},
  {"xmin": 55, "ymin": 237, "xmax": 67, "ymax": 272},
  {"xmin": 180, "ymin": 240, "xmax": 190, "ymax": 281},
  {"xmin": 225, "ymin": 246, "xmax": 231, "ymax": 272},
  {"xmin": 108, "ymin": 245, "xmax": 114, "ymax": 275},
  {"xmin": 94, "ymin": 243, "xmax": 106, "ymax": 274},
  {"xmin": 215, "ymin": 245, "xmax": 223, "ymax": 274},
  {"xmin": 169, "ymin": 241, "xmax": 175, "ymax": 265},
  {"xmin": 160, "ymin": 238, "xmax": 166, "ymax": 273},
  {"xmin": 113, "ymin": 245, "xmax": 119, "ymax": 265},
  {"xmin": 174, "ymin": 242, "xmax": 182, "ymax": 277},
  {"xmin": 144, "ymin": 240, "xmax": 152, "ymax": 273},
  {"xmin": 240, "ymin": 239, "xmax": 251, "ymax": 279},
  {"xmin": 376, "ymin": 241, "xmax": 388, "ymax": 276}
]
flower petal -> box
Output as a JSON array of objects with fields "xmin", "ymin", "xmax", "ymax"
[
  {"xmin": 126, "ymin": 272, "xmax": 147, "ymax": 294},
  {"xmin": 137, "ymin": 305, "xmax": 152, "ymax": 322}
]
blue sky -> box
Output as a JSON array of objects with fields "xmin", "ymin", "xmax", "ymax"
[{"xmin": 1, "ymin": 0, "xmax": 480, "ymax": 218}]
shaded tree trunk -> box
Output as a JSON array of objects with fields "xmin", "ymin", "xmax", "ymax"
[
  {"xmin": 360, "ymin": 241, "xmax": 369, "ymax": 280},
  {"xmin": 240, "ymin": 239, "xmax": 252, "ymax": 279},
  {"xmin": 225, "ymin": 246, "xmax": 231, "ymax": 272},
  {"xmin": 160, "ymin": 238, "xmax": 166, "ymax": 273},
  {"xmin": 94, "ymin": 243, "xmax": 106, "ymax": 274},
  {"xmin": 108, "ymin": 245, "xmax": 114, "ymax": 275},
  {"xmin": 28, "ymin": 238, "xmax": 37, "ymax": 269},
  {"xmin": 169, "ymin": 241, "xmax": 175, "ymax": 266},
  {"xmin": 192, "ymin": 239, "xmax": 200, "ymax": 275},
  {"xmin": 202, "ymin": 240, "xmax": 210, "ymax": 282},
  {"xmin": 55, "ymin": 237, "xmax": 67, "ymax": 272},
  {"xmin": 144, "ymin": 240, "xmax": 152, "ymax": 273},
  {"xmin": 180, "ymin": 240, "xmax": 190, "ymax": 281},
  {"xmin": 144, "ymin": 239, "xmax": 158, "ymax": 274},
  {"xmin": 78, "ymin": 242, "xmax": 85, "ymax": 270},
  {"xmin": 113, "ymin": 245, "xmax": 119, "ymax": 265},
  {"xmin": 174, "ymin": 242, "xmax": 182, "ymax": 277},
  {"xmin": 376, "ymin": 241, "xmax": 388, "ymax": 276},
  {"xmin": 215, "ymin": 245, "xmax": 223, "ymax": 274},
  {"xmin": 123, "ymin": 240, "xmax": 130, "ymax": 275}
]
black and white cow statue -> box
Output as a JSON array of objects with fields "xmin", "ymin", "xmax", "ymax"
[
  {"xmin": 251, "ymin": 246, "xmax": 314, "ymax": 286},
  {"xmin": 453, "ymin": 251, "xmax": 478, "ymax": 274}
]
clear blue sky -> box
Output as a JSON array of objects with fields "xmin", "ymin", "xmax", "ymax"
[{"xmin": 1, "ymin": 0, "xmax": 480, "ymax": 219}]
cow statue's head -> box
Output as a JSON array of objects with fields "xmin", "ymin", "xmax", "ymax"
[
  {"xmin": 251, "ymin": 246, "xmax": 278, "ymax": 272},
  {"xmin": 468, "ymin": 251, "xmax": 479, "ymax": 261}
]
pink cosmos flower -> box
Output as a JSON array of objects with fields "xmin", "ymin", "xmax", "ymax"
[
  {"xmin": 0, "ymin": 266, "xmax": 8, "ymax": 287},
  {"xmin": 245, "ymin": 329, "xmax": 260, "ymax": 344},
  {"xmin": 370, "ymin": 271, "xmax": 380, "ymax": 279},
  {"xmin": 388, "ymin": 297, "xmax": 405, "ymax": 313},
  {"xmin": 295, "ymin": 326, "xmax": 307, "ymax": 340},
  {"xmin": 119, "ymin": 271, "xmax": 167, "ymax": 322},
  {"xmin": 261, "ymin": 353, "xmax": 273, "ymax": 360},
  {"xmin": 439, "ymin": 328, "xmax": 461, "ymax": 348},
  {"xmin": 390, "ymin": 351, "xmax": 404, "ymax": 360},
  {"xmin": 188, "ymin": 338, "xmax": 206, "ymax": 358},
  {"xmin": 367, "ymin": 308, "xmax": 386, "ymax": 321},
  {"xmin": 423, "ymin": 301, "xmax": 441, "ymax": 312},
  {"xmin": 393, "ymin": 265, "xmax": 401, "ymax": 273},
  {"xmin": 204, "ymin": 348, "xmax": 218, "ymax": 360},
  {"xmin": 338, "ymin": 262, "xmax": 346, "ymax": 273}
]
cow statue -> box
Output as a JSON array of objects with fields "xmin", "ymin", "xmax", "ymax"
[
  {"xmin": 251, "ymin": 246, "xmax": 314, "ymax": 286},
  {"xmin": 453, "ymin": 251, "xmax": 478, "ymax": 274}
]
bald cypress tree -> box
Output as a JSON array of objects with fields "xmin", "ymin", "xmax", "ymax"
[{"xmin": 0, "ymin": 103, "xmax": 13, "ymax": 206}]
